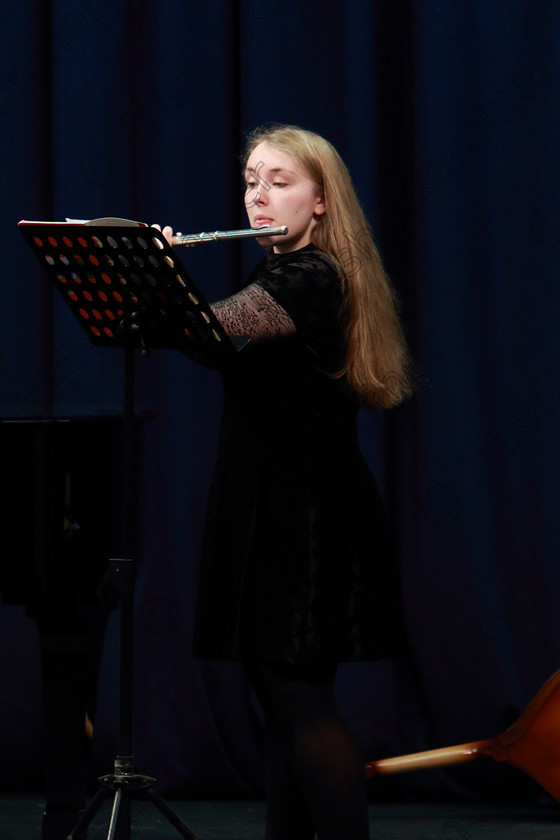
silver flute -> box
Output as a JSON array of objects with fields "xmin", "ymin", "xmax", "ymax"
[{"xmin": 174, "ymin": 225, "xmax": 288, "ymax": 245}]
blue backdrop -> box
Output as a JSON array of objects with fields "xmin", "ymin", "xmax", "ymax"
[{"xmin": 1, "ymin": 0, "xmax": 559, "ymax": 807}]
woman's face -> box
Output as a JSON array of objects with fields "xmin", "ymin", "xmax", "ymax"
[{"xmin": 244, "ymin": 141, "xmax": 325, "ymax": 253}]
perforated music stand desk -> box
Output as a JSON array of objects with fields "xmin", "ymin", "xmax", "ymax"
[
  {"xmin": 19, "ymin": 218, "xmax": 246, "ymax": 357},
  {"xmin": 19, "ymin": 218, "xmax": 246, "ymax": 840}
]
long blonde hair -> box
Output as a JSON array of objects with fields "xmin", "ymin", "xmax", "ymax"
[{"xmin": 243, "ymin": 124, "xmax": 413, "ymax": 409}]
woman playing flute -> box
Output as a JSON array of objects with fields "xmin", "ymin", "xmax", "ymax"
[{"xmin": 157, "ymin": 123, "xmax": 412, "ymax": 840}]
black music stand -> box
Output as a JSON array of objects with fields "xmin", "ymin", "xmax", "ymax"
[{"xmin": 19, "ymin": 219, "xmax": 248, "ymax": 840}]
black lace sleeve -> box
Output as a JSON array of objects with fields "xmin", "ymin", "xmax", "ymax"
[
  {"xmin": 253, "ymin": 250, "xmax": 344, "ymax": 337},
  {"xmin": 210, "ymin": 248, "xmax": 344, "ymax": 344},
  {"xmin": 210, "ymin": 283, "xmax": 296, "ymax": 340}
]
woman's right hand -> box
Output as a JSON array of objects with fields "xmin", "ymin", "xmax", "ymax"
[{"xmin": 151, "ymin": 223, "xmax": 175, "ymax": 247}]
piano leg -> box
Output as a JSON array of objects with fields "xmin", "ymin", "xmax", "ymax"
[{"xmin": 38, "ymin": 607, "xmax": 109, "ymax": 840}]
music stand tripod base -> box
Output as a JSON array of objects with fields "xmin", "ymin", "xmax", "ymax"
[{"xmin": 67, "ymin": 762, "xmax": 198, "ymax": 840}]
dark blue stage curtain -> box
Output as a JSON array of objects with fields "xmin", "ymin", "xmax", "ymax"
[{"xmin": 1, "ymin": 0, "xmax": 559, "ymax": 806}]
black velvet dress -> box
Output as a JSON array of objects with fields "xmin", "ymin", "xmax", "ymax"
[{"xmin": 192, "ymin": 245, "xmax": 400, "ymax": 664}]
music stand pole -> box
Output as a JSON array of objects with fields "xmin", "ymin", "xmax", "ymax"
[
  {"xmin": 18, "ymin": 220, "xmax": 248, "ymax": 840},
  {"xmin": 66, "ymin": 344, "xmax": 199, "ymax": 840}
]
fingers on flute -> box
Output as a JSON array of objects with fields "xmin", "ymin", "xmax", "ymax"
[{"xmin": 151, "ymin": 223, "xmax": 175, "ymax": 247}]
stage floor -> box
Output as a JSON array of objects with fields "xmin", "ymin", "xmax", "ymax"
[{"xmin": 0, "ymin": 796, "xmax": 558, "ymax": 839}]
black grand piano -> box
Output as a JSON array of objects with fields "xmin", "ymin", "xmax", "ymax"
[{"xmin": 0, "ymin": 413, "xmax": 125, "ymax": 839}]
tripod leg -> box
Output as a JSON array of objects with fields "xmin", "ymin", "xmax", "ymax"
[
  {"xmin": 106, "ymin": 787, "xmax": 124, "ymax": 840},
  {"xmin": 144, "ymin": 788, "xmax": 200, "ymax": 840},
  {"xmin": 67, "ymin": 787, "xmax": 109, "ymax": 839}
]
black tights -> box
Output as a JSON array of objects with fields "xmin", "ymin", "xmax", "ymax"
[{"xmin": 245, "ymin": 660, "xmax": 370, "ymax": 840}]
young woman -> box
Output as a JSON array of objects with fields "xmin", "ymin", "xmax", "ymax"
[{"xmin": 159, "ymin": 124, "xmax": 411, "ymax": 839}]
